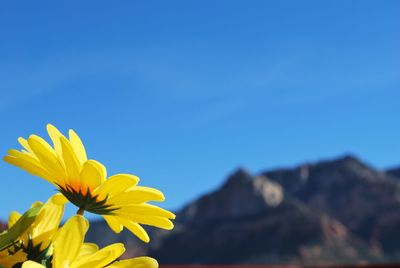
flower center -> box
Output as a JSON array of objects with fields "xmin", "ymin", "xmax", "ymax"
[
  {"xmin": 7, "ymin": 238, "xmax": 52, "ymax": 268},
  {"xmin": 57, "ymin": 184, "xmax": 119, "ymax": 215}
]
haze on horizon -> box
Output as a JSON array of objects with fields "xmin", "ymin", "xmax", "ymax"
[{"xmin": 0, "ymin": 0, "xmax": 399, "ymax": 219}]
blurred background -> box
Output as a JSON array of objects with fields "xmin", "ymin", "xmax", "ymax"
[{"xmin": 0, "ymin": 0, "xmax": 399, "ymax": 266}]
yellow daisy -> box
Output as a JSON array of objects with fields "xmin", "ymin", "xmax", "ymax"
[
  {"xmin": 0, "ymin": 250, "xmax": 26, "ymax": 268},
  {"xmin": 21, "ymin": 215, "xmax": 158, "ymax": 268},
  {"xmin": 4, "ymin": 124, "xmax": 175, "ymax": 242},
  {"xmin": 0, "ymin": 194, "xmax": 66, "ymax": 268}
]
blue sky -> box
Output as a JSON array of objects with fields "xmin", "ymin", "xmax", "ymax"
[{"xmin": 0, "ymin": 0, "xmax": 399, "ymax": 220}]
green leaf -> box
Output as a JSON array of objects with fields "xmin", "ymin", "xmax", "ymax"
[{"xmin": 0, "ymin": 205, "xmax": 43, "ymax": 251}]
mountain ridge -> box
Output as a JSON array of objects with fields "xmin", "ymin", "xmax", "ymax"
[
  {"xmin": 262, "ymin": 154, "xmax": 400, "ymax": 255},
  {"xmin": 84, "ymin": 154, "xmax": 400, "ymax": 264},
  {"xmin": 153, "ymin": 167, "xmax": 378, "ymax": 264}
]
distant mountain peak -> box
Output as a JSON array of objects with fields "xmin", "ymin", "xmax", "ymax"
[
  {"xmin": 177, "ymin": 168, "xmax": 287, "ymax": 224},
  {"xmin": 337, "ymin": 154, "xmax": 360, "ymax": 162},
  {"xmin": 318, "ymin": 154, "xmax": 366, "ymax": 168},
  {"xmin": 232, "ymin": 166, "xmax": 251, "ymax": 176},
  {"xmin": 263, "ymin": 154, "xmax": 388, "ymax": 198},
  {"xmin": 223, "ymin": 167, "xmax": 253, "ymax": 187}
]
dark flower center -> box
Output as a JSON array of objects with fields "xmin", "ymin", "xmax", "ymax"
[{"xmin": 57, "ymin": 184, "xmax": 119, "ymax": 215}]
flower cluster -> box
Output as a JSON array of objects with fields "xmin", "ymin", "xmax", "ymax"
[{"xmin": 1, "ymin": 124, "xmax": 175, "ymax": 268}]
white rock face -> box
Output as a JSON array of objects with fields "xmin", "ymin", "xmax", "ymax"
[
  {"xmin": 178, "ymin": 168, "xmax": 287, "ymax": 223},
  {"xmin": 253, "ymin": 176, "xmax": 284, "ymax": 207}
]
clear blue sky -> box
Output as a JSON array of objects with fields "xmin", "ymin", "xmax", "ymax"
[{"xmin": 0, "ymin": 0, "xmax": 399, "ymax": 220}]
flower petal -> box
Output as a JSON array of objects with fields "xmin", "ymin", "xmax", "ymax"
[
  {"xmin": 80, "ymin": 160, "xmax": 106, "ymax": 193},
  {"xmin": 31, "ymin": 194, "xmax": 66, "ymax": 250},
  {"xmin": 60, "ymin": 136, "xmax": 81, "ymax": 186},
  {"xmin": 8, "ymin": 211, "xmax": 21, "ymax": 229},
  {"xmin": 119, "ymin": 214, "xmax": 174, "ymax": 230},
  {"xmin": 18, "ymin": 137, "xmax": 35, "ymax": 155},
  {"xmin": 107, "ymin": 257, "xmax": 158, "ymax": 268},
  {"xmin": 76, "ymin": 243, "xmax": 99, "ymax": 259},
  {"xmin": 46, "ymin": 124, "xmax": 64, "ymax": 157},
  {"xmin": 94, "ymin": 174, "xmax": 139, "ymax": 200},
  {"xmin": 4, "ymin": 153, "xmax": 55, "ymax": 184},
  {"xmin": 108, "ymin": 187, "xmax": 164, "ymax": 206},
  {"xmin": 0, "ymin": 250, "xmax": 27, "ymax": 267},
  {"xmin": 69, "ymin": 129, "xmax": 88, "ymax": 164},
  {"xmin": 27, "ymin": 135, "xmax": 66, "ymax": 181},
  {"xmin": 70, "ymin": 243, "xmax": 125, "ymax": 268},
  {"xmin": 52, "ymin": 193, "xmax": 69, "ymax": 205},
  {"xmin": 116, "ymin": 217, "xmax": 150, "ymax": 243},
  {"xmin": 52, "ymin": 215, "xmax": 89, "ymax": 268},
  {"xmin": 22, "ymin": 260, "xmax": 46, "ymax": 268},
  {"xmin": 116, "ymin": 204, "xmax": 175, "ymax": 219},
  {"xmin": 103, "ymin": 215, "xmax": 123, "ymax": 233}
]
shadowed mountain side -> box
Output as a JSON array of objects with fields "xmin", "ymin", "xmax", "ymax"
[
  {"xmin": 177, "ymin": 169, "xmax": 284, "ymax": 225},
  {"xmin": 262, "ymin": 155, "xmax": 400, "ymax": 254},
  {"xmin": 151, "ymin": 169, "xmax": 378, "ymax": 264},
  {"xmin": 387, "ymin": 168, "xmax": 400, "ymax": 179}
]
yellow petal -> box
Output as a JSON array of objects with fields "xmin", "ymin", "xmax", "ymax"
[
  {"xmin": 30, "ymin": 201, "xmax": 43, "ymax": 209},
  {"xmin": 116, "ymin": 217, "xmax": 150, "ymax": 243},
  {"xmin": 108, "ymin": 186, "xmax": 165, "ymax": 205},
  {"xmin": 52, "ymin": 193, "xmax": 69, "ymax": 205},
  {"xmin": 27, "ymin": 135, "xmax": 66, "ymax": 181},
  {"xmin": 31, "ymin": 194, "xmax": 65, "ymax": 250},
  {"xmin": 76, "ymin": 243, "xmax": 99, "ymax": 259},
  {"xmin": 53, "ymin": 215, "xmax": 89, "ymax": 268},
  {"xmin": 107, "ymin": 257, "xmax": 158, "ymax": 268},
  {"xmin": 79, "ymin": 160, "xmax": 106, "ymax": 193},
  {"xmin": 19, "ymin": 202, "xmax": 43, "ymax": 245},
  {"xmin": 22, "ymin": 261, "xmax": 46, "ymax": 268},
  {"xmin": 4, "ymin": 154, "xmax": 55, "ymax": 184},
  {"xmin": 8, "ymin": 211, "xmax": 21, "ymax": 229},
  {"xmin": 103, "ymin": 215, "xmax": 123, "ymax": 233},
  {"xmin": 60, "ymin": 136, "xmax": 81, "ymax": 186},
  {"xmin": 70, "ymin": 243, "xmax": 125, "ymax": 268},
  {"xmin": 69, "ymin": 129, "xmax": 87, "ymax": 164},
  {"xmin": 116, "ymin": 204, "xmax": 175, "ymax": 219},
  {"xmin": 18, "ymin": 137, "xmax": 35, "ymax": 155},
  {"xmin": 119, "ymin": 214, "xmax": 174, "ymax": 230},
  {"xmin": 0, "ymin": 250, "xmax": 27, "ymax": 267},
  {"xmin": 94, "ymin": 174, "xmax": 139, "ymax": 200},
  {"xmin": 46, "ymin": 124, "xmax": 64, "ymax": 157}
]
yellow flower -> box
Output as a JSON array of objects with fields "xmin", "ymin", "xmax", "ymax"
[
  {"xmin": 0, "ymin": 194, "xmax": 66, "ymax": 268},
  {"xmin": 4, "ymin": 124, "xmax": 175, "ymax": 242},
  {"xmin": 0, "ymin": 250, "xmax": 26, "ymax": 268},
  {"xmin": 21, "ymin": 215, "xmax": 158, "ymax": 268}
]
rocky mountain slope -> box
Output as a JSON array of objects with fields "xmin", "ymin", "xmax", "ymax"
[
  {"xmin": 263, "ymin": 156, "xmax": 400, "ymax": 254},
  {"xmin": 85, "ymin": 155, "xmax": 399, "ymax": 264},
  {"xmin": 387, "ymin": 168, "xmax": 400, "ymax": 179},
  {"xmin": 152, "ymin": 169, "xmax": 377, "ymax": 264}
]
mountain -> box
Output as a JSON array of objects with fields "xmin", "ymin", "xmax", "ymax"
[
  {"xmin": 387, "ymin": 168, "xmax": 400, "ymax": 179},
  {"xmin": 86, "ymin": 155, "xmax": 400, "ymax": 264},
  {"xmin": 262, "ymin": 155, "xmax": 400, "ymax": 255},
  {"xmin": 151, "ymin": 169, "xmax": 377, "ymax": 265}
]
